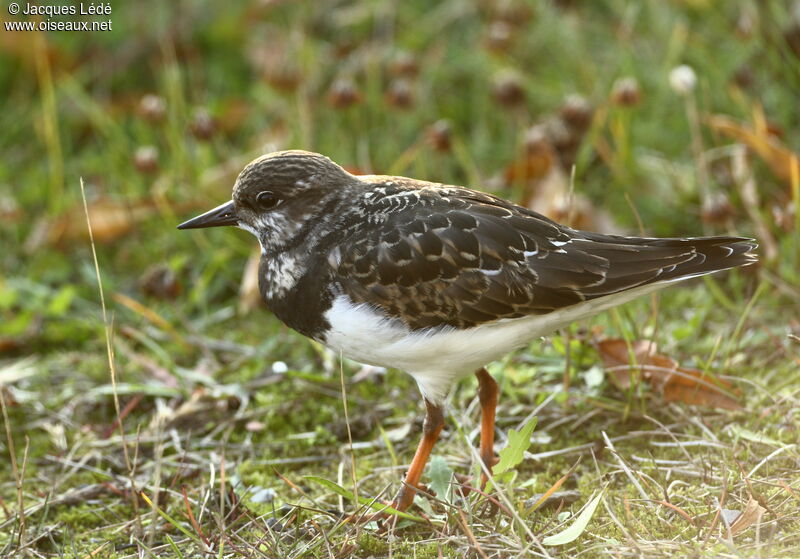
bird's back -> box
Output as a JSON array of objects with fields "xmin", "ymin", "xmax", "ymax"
[{"xmin": 334, "ymin": 178, "xmax": 757, "ymax": 331}]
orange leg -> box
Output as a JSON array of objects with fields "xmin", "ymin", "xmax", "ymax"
[
  {"xmin": 392, "ymin": 399, "xmax": 444, "ymax": 512},
  {"xmin": 475, "ymin": 368, "xmax": 498, "ymax": 488}
]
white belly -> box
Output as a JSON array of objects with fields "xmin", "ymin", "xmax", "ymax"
[{"xmin": 322, "ymin": 279, "xmax": 680, "ymax": 403}]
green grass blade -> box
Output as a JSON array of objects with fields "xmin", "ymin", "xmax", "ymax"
[{"xmin": 542, "ymin": 490, "xmax": 605, "ymax": 546}]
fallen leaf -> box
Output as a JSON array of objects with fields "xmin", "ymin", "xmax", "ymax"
[
  {"xmin": 708, "ymin": 113, "xmax": 800, "ymax": 185},
  {"xmin": 720, "ymin": 508, "xmax": 741, "ymax": 526},
  {"xmin": 48, "ymin": 197, "xmax": 162, "ymax": 245},
  {"xmin": 501, "ymin": 124, "xmax": 621, "ymax": 233},
  {"xmin": 729, "ymin": 496, "xmax": 767, "ymax": 536},
  {"xmin": 596, "ymin": 338, "xmax": 742, "ymax": 410},
  {"xmin": 505, "ymin": 128, "xmax": 558, "ymax": 188}
]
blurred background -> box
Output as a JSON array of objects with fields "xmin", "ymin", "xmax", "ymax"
[{"xmin": 1, "ymin": 0, "xmax": 799, "ymax": 557}]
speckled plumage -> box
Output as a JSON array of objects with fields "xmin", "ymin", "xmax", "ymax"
[
  {"xmin": 225, "ymin": 151, "xmax": 753, "ymax": 333},
  {"xmin": 180, "ymin": 150, "xmax": 757, "ymax": 389},
  {"xmin": 179, "ymin": 150, "xmax": 757, "ymax": 515}
]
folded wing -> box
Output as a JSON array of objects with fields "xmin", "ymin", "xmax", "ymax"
[{"xmin": 335, "ymin": 181, "xmax": 757, "ymax": 331}]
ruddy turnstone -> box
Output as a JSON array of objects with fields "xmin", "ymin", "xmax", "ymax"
[{"xmin": 178, "ymin": 150, "xmax": 757, "ymax": 515}]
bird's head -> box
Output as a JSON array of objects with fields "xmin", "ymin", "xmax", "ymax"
[{"xmin": 178, "ymin": 150, "xmax": 353, "ymax": 250}]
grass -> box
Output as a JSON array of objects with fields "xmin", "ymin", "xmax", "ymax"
[{"xmin": 1, "ymin": 0, "xmax": 800, "ymax": 557}]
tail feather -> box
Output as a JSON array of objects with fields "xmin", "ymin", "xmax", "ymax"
[
  {"xmin": 650, "ymin": 236, "xmax": 757, "ymax": 281},
  {"xmin": 573, "ymin": 234, "xmax": 757, "ymax": 299}
]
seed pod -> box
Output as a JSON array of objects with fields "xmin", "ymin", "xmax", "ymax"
[
  {"xmin": 784, "ymin": 22, "xmax": 800, "ymax": 58},
  {"xmin": 333, "ymin": 39, "xmax": 356, "ymax": 59},
  {"xmin": 548, "ymin": 118, "xmax": 577, "ymax": 154},
  {"xmin": 559, "ymin": 94, "xmax": 593, "ymax": 132},
  {"xmin": 491, "ymin": 70, "xmax": 526, "ymax": 108},
  {"xmin": 389, "ymin": 51, "xmax": 419, "ymax": 78},
  {"xmin": 139, "ymin": 264, "xmax": 181, "ymax": 299},
  {"xmin": 736, "ymin": 8, "xmax": 756, "ymax": 40},
  {"xmin": 523, "ymin": 124, "xmax": 551, "ymax": 154},
  {"xmin": 426, "ymin": 120, "xmax": 452, "ymax": 152},
  {"xmin": 264, "ymin": 66, "xmax": 302, "ymax": 93},
  {"xmin": 772, "ymin": 202, "xmax": 796, "ymax": 232},
  {"xmin": 138, "ymin": 94, "xmax": 166, "ymax": 123},
  {"xmin": 732, "ymin": 64, "xmax": 755, "ymax": 89},
  {"xmin": 491, "ymin": 2, "xmax": 533, "ymax": 25},
  {"xmin": 134, "ymin": 145, "xmax": 159, "ymax": 174},
  {"xmin": 190, "ymin": 108, "xmax": 216, "ymax": 141},
  {"xmin": 710, "ymin": 159, "xmax": 734, "ymax": 188},
  {"xmin": 701, "ymin": 193, "xmax": 734, "ymax": 225},
  {"xmin": 669, "ymin": 65, "xmax": 697, "ymax": 96},
  {"xmin": 385, "ymin": 78, "xmax": 414, "ymax": 109},
  {"xmin": 485, "ymin": 20, "xmax": 513, "ymax": 52},
  {"xmin": 328, "ymin": 78, "xmax": 361, "ymax": 109},
  {"xmin": 611, "ymin": 77, "xmax": 641, "ymax": 107}
]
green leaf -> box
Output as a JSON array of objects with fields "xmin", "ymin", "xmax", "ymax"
[
  {"xmin": 426, "ymin": 455, "xmax": 454, "ymax": 504},
  {"xmin": 542, "ymin": 491, "xmax": 604, "ymax": 546},
  {"xmin": 493, "ymin": 417, "xmax": 537, "ymax": 475},
  {"xmin": 0, "ymin": 284, "xmax": 18, "ymax": 309},
  {"xmin": 304, "ymin": 476, "xmax": 425, "ymax": 522},
  {"xmin": 726, "ymin": 424, "xmax": 785, "ymax": 447},
  {"xmin": 46, "ymin": 285, "xmax": 76, "ymax": 316}
]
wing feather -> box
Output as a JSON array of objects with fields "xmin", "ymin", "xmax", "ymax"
[{"xmin": 334, "ymin": 181, "xmax": 756, "ymax": 331}]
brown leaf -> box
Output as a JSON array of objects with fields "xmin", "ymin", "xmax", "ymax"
[
  {"xmin": 596, "ymin": 338, "xmax": 659, "ymax": 389},
  {"xmin": 707, "ymin": 113, "xmax": 800, "ymax": 185},
  {"xmin": 46, "ymin": 197, "xmax": 160, "ymax": 246},
  {"xmin": 503, "ymin": 123, "xmax": 620, "ymax": 233},
  {"xmin": 505, "ymin": 135, "xmax": 557, "ymax": 188},
  {"xmin": 729, "ymin": 496, "xmax": 767, "ymax": 536},
  {"xmin": 596, "ymin": 338, "xmax": 742, "ymax": 410},
  {"xmin": 660, "ymin": 366, "xmax": 742, "ymax": 410}
]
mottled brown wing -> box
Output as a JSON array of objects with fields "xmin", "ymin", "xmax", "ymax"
[
  {"xmin": 334, "ymin": 183, "xmax": 589, "ymax": 330},
  {"xmin": 335, "ymin": 181, "xmax": 756, "ymax": 331}
]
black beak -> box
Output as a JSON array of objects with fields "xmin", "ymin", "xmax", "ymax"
[{"xmin": 177, "ymin": 200, "xmax": 239, "ymax": 229}]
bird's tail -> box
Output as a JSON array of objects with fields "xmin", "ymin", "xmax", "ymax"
[
  {"xmin": 571, "ymin": 234, "xmax": 758, "ymax": 299},
  {"xmin": 645, "ymin": 236, "xmax": 757, "ymax": 282}
]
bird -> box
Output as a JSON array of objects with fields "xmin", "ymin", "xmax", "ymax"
[{"xmin": 178, "ymin": 150, "xmax": 757, "ymax": 516}]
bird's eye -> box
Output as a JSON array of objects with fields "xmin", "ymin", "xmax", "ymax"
[{"xmin": 255, "ymin": 191, "xmax": 281, "ymax": 210}]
